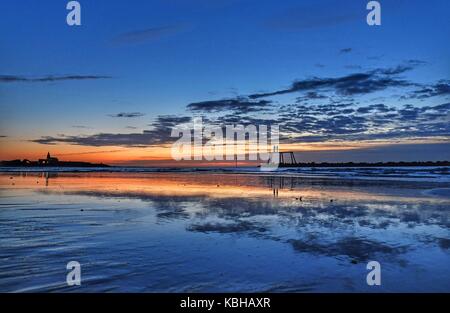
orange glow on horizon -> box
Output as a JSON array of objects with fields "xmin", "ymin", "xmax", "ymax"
[{"xmin": 1, "ymin": 136, "xmax": 448, "ymax": 167}]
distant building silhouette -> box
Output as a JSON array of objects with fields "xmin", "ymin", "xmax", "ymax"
[
  {"xmin": 38, "ymin": 152, "xmax": 59, "ymax": 166},
  {"xmin": 1, "ymin": 153, "xmax": 110, "ymax": 167}
]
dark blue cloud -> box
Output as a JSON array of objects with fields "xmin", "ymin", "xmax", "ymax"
[
  {"xmin": 0, "ymin": 75, "xmax": 111, "ymax": 83},
  {"xmin": 32, "ymin": 116, "xmax": 192, "ymax": 147},
  {"xmin": 248, "ymin": 65, "xmax": 415, "ymax": 99},
  {"xmin": 109, "ymin": 112, "xmax": 145, "ymax": 118},
  {"xmin": 340, "ymin": 48, "xmax": 352, "ymax": 54},
  {"xmin": 187, "ymin": 98, "xmax": 271, "ymax": 113},
  {"xmin": 407, "ymin": 80, "xmax": 450, "ymax": 99}
]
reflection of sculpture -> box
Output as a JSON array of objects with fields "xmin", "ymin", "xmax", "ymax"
[
  {"xmin": 38, "ymin": 152, "xmax": 59, "ymax": 166},
  {"xmin": 266, "ymin": 176, "xmax": 297, "ymax": 190}
]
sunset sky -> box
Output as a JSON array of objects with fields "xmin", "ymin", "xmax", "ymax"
[{"xmin": 0, "ymin": 0, "xmax": 449, "ymax": 165}]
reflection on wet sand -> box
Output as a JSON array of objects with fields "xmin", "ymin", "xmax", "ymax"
[
  {"xmin": 2, "ymin": 171, "xmax": 448, "ymax": 201},
  {"xmin": 0, "ymin": 172, "xmax": 449, "ymax": 292}
]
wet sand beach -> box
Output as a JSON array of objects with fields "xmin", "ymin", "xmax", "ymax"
[{"xmin": 0, "ymin": 171, "xmax": 449, "ymax": 292}]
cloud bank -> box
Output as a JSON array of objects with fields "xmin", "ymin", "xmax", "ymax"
[{"xmin": 0, "ymin": 75, "xmax": 111, "ymax": 83}]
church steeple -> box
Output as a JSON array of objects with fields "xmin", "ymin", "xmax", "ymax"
[{"xmin": 38, "ymin": 152, "xmax": 58, "ymax": 166}]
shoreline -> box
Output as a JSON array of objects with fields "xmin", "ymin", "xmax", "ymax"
[{"xmin": 1, "ymin": 165, "xmax": 449, "ymax": 184}]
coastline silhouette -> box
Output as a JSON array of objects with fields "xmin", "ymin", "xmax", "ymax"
[{"xmin": 0, "ymin": 152, "xmax": 110, "ymax": 167}]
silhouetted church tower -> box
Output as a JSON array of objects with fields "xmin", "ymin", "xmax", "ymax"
[{"xmin": 38, "ymin": 152, "xmax": 59, "ymax": 166}]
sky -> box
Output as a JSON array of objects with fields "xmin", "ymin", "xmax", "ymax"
[{"xmin": 0, "ymin": 0, "xmax": 449, "ymax": 165}]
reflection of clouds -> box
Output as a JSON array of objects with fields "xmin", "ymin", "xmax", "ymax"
[
  {"xmin": 188, "ymin": 221, "xmax": 268, "ymax": 234},
  {"xmin": 289, "ymin": 237, "xmax": 409, "ymax": 263},
  {"xmin": 10, "ymin": 172, "xmax": 449, "ymax": 262},
  {"xmin": 416, "ymin": 235, "xmax": 450, "ymax": 251},
  {"xmin": 36, "ymin": 188, "xmax": 449, "ymax": 262},
  {"xmin": 156, "ymin": 208, "xmax": 190, "ymax": 221},
  {"xmin": 437, "ymin": 238, "xmax": 450, "ymax": 250}
]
